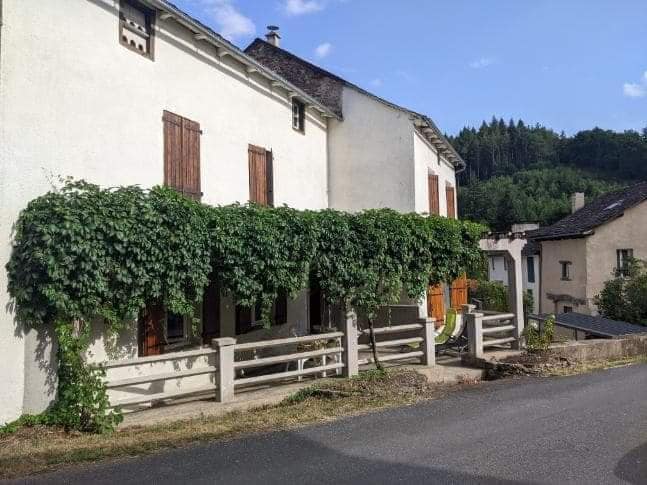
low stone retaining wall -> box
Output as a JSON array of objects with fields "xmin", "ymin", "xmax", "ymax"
[{"xmin": 548, "ymin": 335, "xmax": 647, "ymax": 362}]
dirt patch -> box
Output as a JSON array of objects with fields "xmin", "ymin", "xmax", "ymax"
[{"xmin": 483, "ymin": 352, "xmax": 576, "ymax": 379}]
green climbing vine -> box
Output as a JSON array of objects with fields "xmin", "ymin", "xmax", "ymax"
[{"xmin": 6, "ymin": 180, "xmax": 483, "ymax": 432}]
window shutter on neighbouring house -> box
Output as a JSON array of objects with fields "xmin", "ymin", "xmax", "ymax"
[
  {"xmin": 266, "ymin": 150, "xmax": 274, "ymax": 207},
  {"xmin": 248, "ymin": 144, "xmax": 272, "ymax": 206},
  {"xmin": 428, "ymin": 174, "xmax": 439, "ymax": 215},
  {"xmin": 446, "ymin": 186, "xmax": 456, "ymax": 219},
  {"xmin": 163, "ymin": 110, "xmax": 201, "ymax": 200}
]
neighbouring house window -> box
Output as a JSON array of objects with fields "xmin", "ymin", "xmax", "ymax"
[
  {"xmin": 166, "ymin": 312, "xmax": 187, "ymax": 343},
  {"xmin": 527, "ymin": 256, "xmax": 535, "ymax": 283},
  {"xmin": 235, "ymin": 293, "xmax": 288, "ymax": 335},
  {"xmin": 560, "ymin": 261, "xmax": 572, "ymax": 281},
  {"xmin": 138, "ymin": 305, "xmax": 190, "ymax": 357},
  {"xmin": 248, "ymin": 145, "xmax": 274, "ymax": 206},
  {"xmin": 163, "ymin": 111, "xmax": 202, "ymax": 200},
  {"xmin": 119, "ymin": 0, "xmax": 154, "ymax": 59},
  {"xmin": 563, "ymin": 306, "xmax": 573, "ymax": 313},
  {"xmin": 292, "ymin": 98, "xmax": 305, "ymax": 132},
  {"xmin": 503, "ymin": 257, "xmax": 508, "ymax": 271},
  {"xmin": 616, "ymin": 249, "xmax": 634, "ymax": 277},
  {"xmin": 445, "ymin": 185, "xmax": 456, "ymax": 219},
  {"xmin": 428, "ymin": 174, "xmax": 440, "ymax": 215}
]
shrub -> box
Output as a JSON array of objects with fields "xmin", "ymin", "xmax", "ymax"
[{"xmin": 524, "ymin": 314, "xmax": 555, "ymax": 353}]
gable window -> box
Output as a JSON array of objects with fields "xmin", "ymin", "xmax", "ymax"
[
  {"xmin": 560, "ymin": 261, "xmax": 572, "ymax": 281},
  {"xmin": 292, "ymin": 98, "xmax": 305, "ymax": 132},
  {"xmin": 119, "ymin": 0, "xmax": 155, "ymax": 59},
  {"xmin": 248, "ymin": 145, "xmax": 274, "ymax": 206},
  {"xmin": 428, "ymin": 174, "xmax": 439, "ymax": 215},
  {"xmin": 163, "ymin": 111, "xmax": 202, "ymax": 200},
  {"xmin": 616, "ymin": 249, "xmax": 634, "ymax": 277},
  {"xmin": 527, "ymin": 256, "xmax": 535, "ymax": 283}
]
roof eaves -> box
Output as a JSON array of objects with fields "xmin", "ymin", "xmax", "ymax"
[{"xmin": 145, "ymin": 1, "xmax": 340, "ymax": 120}]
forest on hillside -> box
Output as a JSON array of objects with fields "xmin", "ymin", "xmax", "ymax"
[{"xmin": 450, "ymin": 119, "xmax": 647, "ymax": 231}]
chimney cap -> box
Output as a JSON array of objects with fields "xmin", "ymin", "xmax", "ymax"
[
  {"xmin": 265, "ymin": 25, "xmax": 281, "ymax": 46},
  {"xmin": 267, "ymin": 25, "xmax": 280, "ymax": 32}
]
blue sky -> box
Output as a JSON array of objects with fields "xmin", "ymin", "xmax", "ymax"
[{"xmin": 173, "ymin": 0, "xmax": 647, "ymax": 135}]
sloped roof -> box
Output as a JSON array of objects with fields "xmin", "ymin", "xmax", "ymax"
[
  {"xmin": 537, "ymin": 312, "xmax": 647, "ymax": 338},
  {"xmin": 245, "ymin": 38, "xmax": 465, "ymax": 168},
  {"xmin": 531, "ymin": 182, "xmax": 647, "ymax": 241},
  {"xmin": 139, "ymin": 1, "xmax": 337, "ymax": 119}
]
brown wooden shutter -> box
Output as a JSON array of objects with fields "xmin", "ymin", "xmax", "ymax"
[
  {"xmin": 248, "ymin": 145, "xmax": 268, "ymax": 205},
  {"xmin": 450, "ymin": 274, "xmax": 468, "ymax": 310},
  {"xmin": 427, "ymin": 284, "xmax": 445, "ymax": 327},
  {"xmin": 163, "ymin": 111, "xmax": 201, "ymax": 200},
  {"xmin": 446, "ymin": 186, "xmax": 456, "ymax": 219},
  {"xmin": 138, "ymin": 304, "xmax": 164, "ymax": 357},
  {"xmin": 182, "ymin": 118, "xmax": 202, "ymax": 200},
  {"xmin": 428, "ymin": 174, "xmax": 439, "ymax": 215},
  {"xmin": 163, "ymin": 111, "xmax": 183, "ymax": 191}
]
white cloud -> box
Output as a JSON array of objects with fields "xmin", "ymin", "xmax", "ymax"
[
  {"xmin": 623, "ymin": 83, "xmax": 646, "ymax": 98},
  {"xmin": 623, "ymin": 70, "xmax": 647, "ymax": 98},
  {"xmin": 201, "ymin": 0, "xmax": 255, "ymax": 41},
  {"xmin": 284, "ymin": 0, "xmax": 325, "ymax": 16},
  {"xmin": 314, "ymin": 42, "xmax": 332, "ymax": 59},
  {"xmin": 469, "ymin": 57, "xmax": 495, "ymax": 69},
  {"xmin": 370, "ymin": 78, "xmax": 383, "ymax": 88}
]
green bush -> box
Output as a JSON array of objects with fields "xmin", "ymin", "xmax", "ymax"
[
  {"xmin": 524, "ymin": 314, "xmax": 555, "ymax": 353},
  {"xmin": 595, "ymin": 259, "xmax": 647, "ymax": 325},
  {"xmin": 470, "ymin": 280, "xmax": 509, "ymax": 312}
]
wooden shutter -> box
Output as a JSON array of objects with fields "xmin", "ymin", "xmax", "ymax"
[
  {"xmin": 266, "ymin": 150, "xmax": 274, "ymax": 207},
  {"xmin": 248, "ymin": 145, "xmax": 268, "ymax": 205},
  {"xmin": 450, "ymin": 274, "xmax": 468, "ymax": 310},
  {"xmin": 163, "ymin": 110, "xmax": 201, "ymax": 200},
  {"xmin": 138, "ymin": 304, "xmax": 164, "ymax": 357},
  {"xmin": 427, "ymin": 284, "xmax": 445, "ymax": 327},
  {"xmin": 163, "ymin": 111, "xmax": 183, "ymax": 190},
  {"xmin": 182, "ymin": 118, "xmax": 202, "ymax": 200},
  {"xmin": 446, "ymin": 186, "xmax": 456, "ymax": 219},
  {"xmin": 428, "ymin": 174, "xmax": 439, "ymax": 215}
]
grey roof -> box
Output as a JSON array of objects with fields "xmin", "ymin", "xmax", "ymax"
[
  {"xmin": 531, "ymin": 182, "xmax": 647, "ymax": 241},
  {"xmin": 521, "ymin": 239, "xmax": 541, "ymax": 256},
  {"xmin": 535, "ymin": 312, "xmax": 647, "ymax": 338},
  {"xmin": 245, "ymin": 39, "xmax": 465, "ymax": 168}
]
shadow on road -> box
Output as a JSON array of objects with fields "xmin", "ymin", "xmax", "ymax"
[{"xmin": 615, "ymin": 441, "xmax": 647, "ymax": 484}]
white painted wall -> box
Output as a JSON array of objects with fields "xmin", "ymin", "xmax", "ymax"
[
  {"xmin": 413, "ymin": 131, "xmax": 457, "ymax": 217},
  {"xmin": 488, "ymin": 255, "xmax": 508, "ymax": 285},
  {"xmin": 328, "ymin": 86, "xmax": 414, "ymax": 212},
  {"xmin": 0, "ymin": 0, "xmax": 328, "ymax": 422}
]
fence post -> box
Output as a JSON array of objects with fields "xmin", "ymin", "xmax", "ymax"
[
  {"xmin": 466, "ymin": 311, "xmax": 484, "ymax": 359},
  {"xmin": 421, "ymin": 317, "xmax": 436, "ymax": 367},
  {"xmin": 342, "ymin": 309, "xmax": 359, "ymax": 377},
  {"xmin": 212, "ymin": 337, "xmax": 236, "ymax": 402}
]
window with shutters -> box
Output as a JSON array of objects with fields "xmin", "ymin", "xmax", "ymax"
[
  {"xmin": 248, "ymin": 145, "xmax": 274, "ymax": 206},
  {"xmin": 163, "ymin": 111, "xmax": 202, "ymax": 200},
  {"xmin": 292, "ymin": 98, "xmax": 305, "ymax": 133},
  {"xmin": 428, "ymin": 174, "xmax": 439, "ymax": 215},
  {"xmin": 119, "ymin": 0, "xmax": 155, "ymax": 59},
  {"xmin": 446, "ymin": 185, "xmax": 456, "ymax": 219}
]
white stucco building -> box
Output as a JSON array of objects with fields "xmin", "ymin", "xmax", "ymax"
[{"xmin": 0, "ymin": 0, "xmax": 463, "ymax": 424}]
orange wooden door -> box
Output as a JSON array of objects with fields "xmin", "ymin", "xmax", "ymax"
[
  {"xmin": 427, "ymin": 284, "xmax": 445, "ymax": 325},
  {"xmin": 450, "ymin": 274, "xmax": 468, "ymax": 310}
]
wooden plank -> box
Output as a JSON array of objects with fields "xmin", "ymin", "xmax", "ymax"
[
  {"xmin": 110, "ymin": 384, "xmax": 217, "ymax": 407},
  {"xmin": 234, "ymin": 363, "xmax": 343, "ymax": 387},
  {"xmin": 234, "ymin": 332, "xmax": 343, "ymax": 351},
  {"xmin": 234, "ymin": 347, "xmax": 343, "ymax": 369},
  {"xmin": 106, "ymin": 366, "xmax": 217, "ymax": 388}
]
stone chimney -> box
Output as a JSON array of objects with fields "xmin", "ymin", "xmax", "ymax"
[
  {"xmin": 265, "ymin": 25, "xmax": 281, "ymax": 47},
  {"xmin": 571, "ymin": 192, "xmax": 585, "ymax": 213}
]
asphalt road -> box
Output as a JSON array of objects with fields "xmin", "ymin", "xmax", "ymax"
[{"xmin": 9, "ymin": 364, "xmax": 647, "ymax": 485}]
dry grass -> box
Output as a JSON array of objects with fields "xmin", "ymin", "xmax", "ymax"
[
  {"xmin": 0, "ymin": 369, "xmax": 459, "ymax": 480},
  {"xmin": 543, "ymin": 355, "xmax": 647, "ymax": 377}
]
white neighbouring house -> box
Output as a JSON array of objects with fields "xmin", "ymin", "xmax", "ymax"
[{"xmin": 0, "ymin": 0, "xmax": 464, "ymax": 424}]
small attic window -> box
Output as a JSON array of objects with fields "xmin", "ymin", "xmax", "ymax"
[
  {"xmin": 292, "ymin": 98, "xmax": 305, "ymax": 133},
  {"xmin": 119, "ymin": 0, "xmax": 155, "ymax": 59}
]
